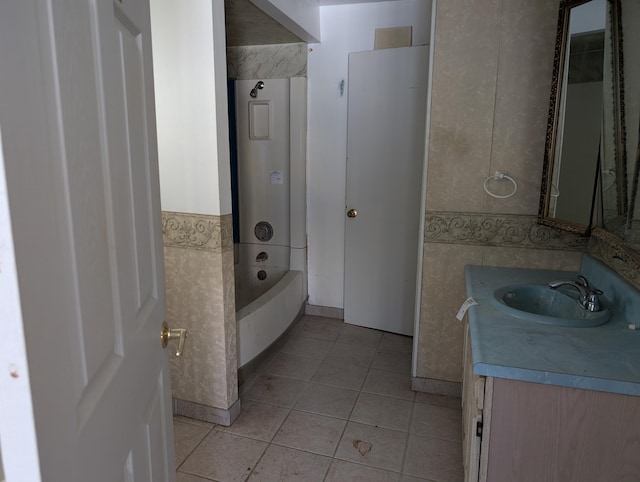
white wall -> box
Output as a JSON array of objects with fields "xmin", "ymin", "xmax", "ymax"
[
  {"xmin": 306, "ymin": 0, "xmax": 432, "ymax": 308},
  {"xmin": 150, "ymin": 0, "xmax": 232, "ymax": 216}
]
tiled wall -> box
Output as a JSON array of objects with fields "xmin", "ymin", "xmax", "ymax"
[
  {"xmin": 416, "ymin": 0, "xmax": 587, "ymax": 383},
  {"xmin": 226, "ymin": 43, "xmax": 307, "ymax": 80},
  {"xmin": 162, "ymin": 211, "xmax": 238, "ymax": 413}
]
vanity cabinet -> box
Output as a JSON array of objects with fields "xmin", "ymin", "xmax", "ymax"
[
  {"xmin": 462, "ymin": 323, "xmax": 640, "ymax": 482},
  {"xmin": 462, "ymin": 324, "xmax": 491, "ymax": 482}
]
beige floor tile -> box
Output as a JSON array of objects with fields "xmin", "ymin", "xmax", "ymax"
[
  {"xmin": 379, "ymin": 333, "xmax": 413, "ymax": 353},
  {"xmin": 337, "ymin": 324, "xmax": 383, "ymax": 348},
  {"xmin": 326, "ymin": 342, "xmax": 377, "ymax": 368},
  {"xmin": 265, "ymin": 352, "xmax": 323, "ymax": 381},
  {"xmin": 311, "ymin": 357, "xmax": 369, "ymax": 390},
  {"xmin": 272, "ymin": 410, "xmax": 346, "ymax": 456},
  {"xmin": 180, "ymin": 431, "xmax": 267, "ymax": 482},
  {"xmin": 371, "ymin": 350, "xmax": 412, "ymax": 374},
  {"xmin": 243, "ymin": 374, "xmax": 307, "ymax": 408},
  {"xmin": 410, "ymin": 403, "xmax": 462, "ymax": 442},
  {"xmin": 334, "ymin": 422, "xmax": 408, "ymax": 472},
  {"xmin": 362, "ymin": 369, "xmax": 416, "ymax": 401},
  {"xmin": 280, "ymin": 334, "xmax": 334, "ymax": 359},
  {"xmin": 299, "ymin": 316, "xmax": 345, "ymax": 341},
  {"xmin": 414, "ymin": 392, "xmax": 462, "ymax": 410},
  {"xmin": 176, "ymin": 472, "xmax": 216, "ymax": 482},
  {"xmin": 325, "ymin": 459, "xmax": 401, "ymax": 481},
  {"xmin": 295, "ymin": 383, "xmax": 359, "ymax": 419},
  {"xmin": 248, "ymin": 445, "xmax": 331, "ymax": 481},
  {"xmin": 403, "ymin": 435, "xmax": 463, "ymax": 482},
  {"xmin": 217, "ymin": 399, "xmax": 289, "ymax": 442},
  {"xmin": 350, "ymin": 393, "xmax": 413, "ymax": 432},
  {"xmin": 173, "ymin": 420, "xmax": 212, "ymax": 467}
]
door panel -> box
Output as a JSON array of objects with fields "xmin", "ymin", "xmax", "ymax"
[
  {"xmin": 344, "ymin": 46, "xmax": 428, "ymax": 336},
  {"xmin": 0, "ymin": 1, "xmax": 174, "ymax": 481}
]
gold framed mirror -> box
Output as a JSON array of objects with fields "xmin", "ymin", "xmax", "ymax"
[
  {"xmin": 538, "ymin": 0, "xmax": 622, "ymax": 235},
  {"xmin": 540, "ymin": 0, "xmax": 640, "ymax": 286}
]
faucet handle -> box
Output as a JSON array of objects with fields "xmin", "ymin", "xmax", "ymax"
[
  {"xmin": 577, "ymin": 276, "xmax": 603, "ymax": 295},
  {"xmin": 586, "ymin": 292, "xmax": 601, "ymax": 312},
  {"xmin": 576, "ymin": 275, "xmax": 590, "ymax": 288}
]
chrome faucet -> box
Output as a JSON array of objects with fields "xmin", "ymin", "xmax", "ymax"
[{"xmin": 549, "ymin": 275, "xmax": 602, "ymax": 312}]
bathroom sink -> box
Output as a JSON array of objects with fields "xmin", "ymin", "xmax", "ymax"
[{"xmin": 491, "ymin": 284, "xmax": 610, "ymax": 327}]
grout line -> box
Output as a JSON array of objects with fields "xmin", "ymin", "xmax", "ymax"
[
  {"xmin": 399, "ymin": 398, "xmax": 416, "ymax": 477},
  {"xmin": 173, "ymin": 421, "xmax": 216, "ymax": 472},
  {"xmin": 176, "ymin": 318, "xmax": 462, "ymax": 480}
]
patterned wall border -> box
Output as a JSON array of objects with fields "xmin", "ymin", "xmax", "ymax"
[
  {"xmin": 424, "ymin": 211, "xmax": 589, "ymax": 251},
  {"xmin": 589, "ymin": 228, "xmax": 640, "ymax": 290},
  {"xmin": 162, "ymin": 211, "xmax": 233, "ymax": 252}
]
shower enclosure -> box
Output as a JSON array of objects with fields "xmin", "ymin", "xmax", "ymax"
[{"xmin": 230, "ymin": 77, "xmax": 307, "ymax": 372}]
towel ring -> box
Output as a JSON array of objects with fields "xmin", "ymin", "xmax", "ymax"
[
  {"xmin": 602, "ymin": 169, "xmax": 616, "ymax": 192},
  {"xmin": 483, "ymin": 172, "xmax": 517, "ymax": 199}
]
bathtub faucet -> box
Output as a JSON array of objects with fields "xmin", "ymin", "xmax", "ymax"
[
  {"xmin": 256, "ymin": 251, "xmax": 268, "ymax": 262},
  {"xmin": 549, "ymin": 275, "xmax": 602, "ymax": 312}
]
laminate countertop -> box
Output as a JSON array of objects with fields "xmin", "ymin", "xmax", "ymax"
[{"xmin": 465, "ymin": 256, "xmax": 640, "ymax": 396}]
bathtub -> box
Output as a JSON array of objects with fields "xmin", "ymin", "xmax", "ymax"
[{"xmin": 236, "ymin": 270, "xmax": 305, "ymax": 370}]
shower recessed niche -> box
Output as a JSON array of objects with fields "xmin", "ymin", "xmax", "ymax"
[{"xmin": 249, "ymin": 101, "xmax": 270, "ymax": 140}]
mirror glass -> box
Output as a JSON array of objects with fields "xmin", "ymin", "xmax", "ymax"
[
  {"xmin": 603, "ymin": 0, "xmax": 640, "ymax": 252},
  {"xmin": 540, "ymin": 0, "xmax": 640, "ymax": 256}
]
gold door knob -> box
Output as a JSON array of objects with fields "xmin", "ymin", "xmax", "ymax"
[
  {"xmin": 161, "ymin": 321, "xmax": 187, "ymax": 357},
  {"xmin": 347, "ymin": 209, "xmax": 358, "ymax": 218}
]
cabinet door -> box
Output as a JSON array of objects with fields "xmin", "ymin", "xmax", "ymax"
[{"xmin": 462, "ymin": 324, "xmax": 484, "ymax": 482}]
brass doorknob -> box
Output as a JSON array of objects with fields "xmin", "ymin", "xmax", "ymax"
[
  {"xmin": 161, "ymin": 321, "xmax": 187, "ymax": 356},
  {"xmin": 347, "ymin": 209, "xmax": 358, "ymax": 218}
]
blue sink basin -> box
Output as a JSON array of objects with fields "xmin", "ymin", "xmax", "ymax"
[{"xmin": 491, "ymin": 284, "xmax": 610, "ymax": 327}]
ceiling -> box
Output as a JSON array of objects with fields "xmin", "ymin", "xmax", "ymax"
[
  {"xmin": 224, "ymin": 0, "xmax": 405, "ymax": 47},
  {"xmin": 224, "ymin": 0, "xmax": 303, "ymax": 47}
]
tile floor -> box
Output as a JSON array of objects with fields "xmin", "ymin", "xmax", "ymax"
[{"xmin": 174, "ymin": 315, "xmax": 464, "ymax": 482}]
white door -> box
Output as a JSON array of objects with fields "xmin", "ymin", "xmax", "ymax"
[
  {"xmin": 344, "ymin": 46, "xmax": 429, "ymax": 336},
  {"xmin": 0, "ymin": 1, "xmax": 175, "ymax": 481}
]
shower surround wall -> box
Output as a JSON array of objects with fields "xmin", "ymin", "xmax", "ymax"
[
  {"xmin": 227, "ymin": 42, "xmax": 309, "ymax": 368},
  {"xmin": 227, "ymin": 42, "xmax": 308, "ymax": 300},
  {"xmin": 235, "ymin": 78, "xmax": 291, "ymax": 300}
]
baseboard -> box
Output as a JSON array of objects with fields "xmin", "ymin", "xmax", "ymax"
[
  {"xmin": 173, "ymin": 397, "xmax": 242, "ymax": 427},
  {"xmin": 412, "ymin": 377, "xmax": 462, "ymax": 398},
  {"xmin": 305, "ymin": 303, "xmax": 344, "ymax": 320}
]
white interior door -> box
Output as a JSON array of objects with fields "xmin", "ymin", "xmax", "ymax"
[
  {"xmin": 344, "ymin": 46, "xmax": 429, "ymax": 336},
  {"xmin": 0, "ymin": 1, "xmax": 175, "ymax": 481}
]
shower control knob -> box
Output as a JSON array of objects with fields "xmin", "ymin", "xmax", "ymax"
[{"xmin": 347, "ymin": 209, "xmax": 358, "ymax": 218}]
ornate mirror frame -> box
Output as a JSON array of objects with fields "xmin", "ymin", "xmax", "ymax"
[
  {"xmin": 538, "ymin": 0, "xmax": 604, "ymax": 235},
  {"xmin": 539, "ymin": 0, "xmax": 640, "ymax": 289}
]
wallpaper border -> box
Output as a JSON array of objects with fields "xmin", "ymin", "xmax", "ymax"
[
  {"xmin": 424, "ymin": 211, "xmax": 588, "ymax": 251},
  {"xmin": 162, "ymin": 211, "xmax": 233, "ymax": 252}
]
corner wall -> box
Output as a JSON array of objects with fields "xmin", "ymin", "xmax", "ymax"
[
  {"xmin": 150, "ymin": 0, "xmax": 239, "ymax": 423},
  {"xmin": 416, "ymin": 0, "xmax": 586, "ymax": 384}
]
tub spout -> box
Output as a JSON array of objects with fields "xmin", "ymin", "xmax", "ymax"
[{"xmin": 256, "ymin": 251, "xmax": 268, "ymax": 262}]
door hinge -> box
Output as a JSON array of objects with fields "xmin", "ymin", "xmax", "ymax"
[{"xmin": 476, "ymin": 421, "xmax": 483, "ymax": 438}]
